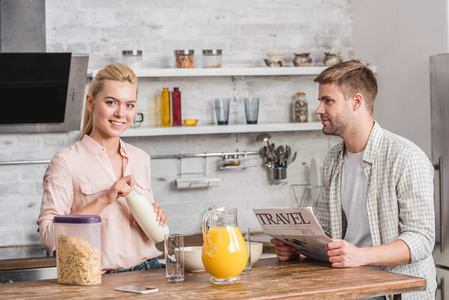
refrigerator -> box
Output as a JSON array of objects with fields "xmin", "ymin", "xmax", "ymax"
[{"xmin": 430, "ymin": 53, "xmax": 449, "ymax": 300}]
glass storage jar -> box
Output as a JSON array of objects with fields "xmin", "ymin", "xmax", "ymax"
[
  {"xmin": 54, "ymin": 215, "xmax": 102, "ymax": 286},
  {"xmin": 202, "ymin": 49, "xmax": 222, "ymax": 68},
  {"xmin": 293, "ymin": 92, "xmax": 308, "ymax": 122},
  {"xmin": 175, "ymin": 49, "xmax": 194, "ymax": 68},
  {"xmin": 121, "ymin": 50, "xmax": 143, "ymax": 69}
]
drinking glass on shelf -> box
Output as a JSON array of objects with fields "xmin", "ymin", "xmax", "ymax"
[
  {"xmin": 244, "ymin": 98, "xmax": 259, "ymax": 124},
  {"xmin": 215, "ymin": 98, "xmax": 230, "ymax": 125}
]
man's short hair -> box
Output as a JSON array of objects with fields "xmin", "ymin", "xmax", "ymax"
[{"xmin": 314, "ymin": 59, "xmax": 378, "ymax": 114}]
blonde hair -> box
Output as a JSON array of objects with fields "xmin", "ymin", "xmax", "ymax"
[
  {"xmin": 314, "ymin": 59, "xmax": 378, "ymax": 114},
  {"xmin": 80, "ymin": 63, "xmax": 138, "ymax": 139}
]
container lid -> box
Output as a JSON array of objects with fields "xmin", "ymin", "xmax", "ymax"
[
  {"xmin": 122, "ymin": 50, "xmax": 142, "ymax": 56},
  {"xmin": 296, "ymin": 92, "xmax": 306, "ymax": 96},
  {"xmin": 174, "ymin": 49, "xmax": 194, "ymax": 55},
  {"xmin": 202, "ymin": 49, "xmax": 222, "ymax": 55},
  {"xmin": 54, "ymin": 215, "xmax": 102, "ymax": 224}
]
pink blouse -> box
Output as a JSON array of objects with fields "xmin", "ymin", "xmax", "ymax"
[{"xmin": 37, "ymin": 135, "xmax": 162, "ymax": 271}]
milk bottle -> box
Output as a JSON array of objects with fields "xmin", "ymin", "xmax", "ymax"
[{"xmin": 125, "ymin": 187, "xmax": 169, "ymax": 243}]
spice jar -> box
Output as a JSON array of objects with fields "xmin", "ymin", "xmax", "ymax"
[
  {"xmin": 121, "ymin": 50, "xmax": 143, "ymax": 69},
  {"xmin": 175, "ymin": 49, "xmax": 194, "ymax": 68},
  {"xmin": 53, "ymin": 215, "xmax": 102, "ymax": 285},
  {"xmin": 293, "ymin": 92, "xmax": 308, "ymax": 122},
  {"xmin": 202, "ymin": 49, "xmax": 222, "ymax": 68}
]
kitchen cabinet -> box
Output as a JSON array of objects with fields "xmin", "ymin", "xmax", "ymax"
[{"xmin": 88, "ymin": 66, "xmax": 377, "ymax": 137}]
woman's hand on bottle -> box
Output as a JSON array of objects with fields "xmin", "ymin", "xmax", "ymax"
[
  {"xmin": 152, "ymin": 202, "xmax": 168, "ymax": 227},
  {"xmin": 101, "ymin": 175, "xmax": 135, "ymax": 206},
  {"xmin": 74, "ymin": 175, "xmax": 135, "ymax": 215}
]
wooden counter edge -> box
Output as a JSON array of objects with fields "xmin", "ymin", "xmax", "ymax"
[{"xmin": 0, "ymin": 257, "xmax": 56, "ymax": 271}]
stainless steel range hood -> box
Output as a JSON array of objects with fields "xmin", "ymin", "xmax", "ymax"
[{"xmin": 0, "ymin": 53, "xmax": 89, "ymax": 133}]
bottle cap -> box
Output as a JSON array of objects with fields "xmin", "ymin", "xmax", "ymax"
[{"xmin": 296, "ymin": 92, "xmax": 306, "ymax": 96}]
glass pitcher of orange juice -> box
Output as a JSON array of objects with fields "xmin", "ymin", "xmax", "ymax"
[{"xmin": 201, "ymin": 207, "xmax": 248, "ymax": 284}]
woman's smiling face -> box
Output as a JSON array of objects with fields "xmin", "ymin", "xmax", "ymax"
[{"xmin": 87, "ymin": 80, "xmax": 137, "ymax": 139}]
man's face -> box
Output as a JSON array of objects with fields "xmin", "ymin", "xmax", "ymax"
[{"xmin": 315, "ymin": 83, "xmax": 353, "ymax": 137}]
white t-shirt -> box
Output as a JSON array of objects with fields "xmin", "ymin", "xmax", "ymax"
[{"xmin": 341, "ymin": 150, "xmax": 373, "ymax": 248}]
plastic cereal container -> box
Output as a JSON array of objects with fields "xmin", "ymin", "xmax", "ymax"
[
  {"xmin": 175, "ymin": 49, "xmax": 194, "ymax": 68},
  {"xmin": 54, "ymin": 215, "xmax": 102, "ymax": 285}
]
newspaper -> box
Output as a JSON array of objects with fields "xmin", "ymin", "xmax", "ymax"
[{"xmin": 253, "ymin": 207, "xmax": 331, "ymax": 262}]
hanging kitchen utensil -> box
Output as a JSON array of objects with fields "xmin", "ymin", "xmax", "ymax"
[
  {"xmin": 271, "ymin": 143, "xmax": 276, "ymax": 162},
  {"xmin": 276, "ymin": 146, "xmax": 284, "ymax": 167},
  {"xmin": 256, "ymin": 133, "xmax": 277, "ymax": 162},
  {"xmin": 282, "ymin": 145, "xmax": 290, "ymax": 167},
  {"xmin": 285, "ymin": 145, "xmax": 291, "ymax": 160},
  {"xmin": 288, "ymin": 151, "xmax": 297, "ymax": 164}
]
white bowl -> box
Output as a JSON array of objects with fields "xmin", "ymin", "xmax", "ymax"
[
  {"xmin": 247, "ymin": 242, "xmax": 263, "ymax": 265},
  {"xmin": 181, "ymin": 246, "xmax": 205, "ymax": 272}
]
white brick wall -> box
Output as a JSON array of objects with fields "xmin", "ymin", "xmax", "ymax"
[{"xmin": 0, "ymin": 0, "xmax": 350, "ymax": 247}]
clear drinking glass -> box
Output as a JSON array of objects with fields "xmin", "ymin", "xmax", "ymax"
[
  {"xmin": 215, "ymin": 98, "xmax": 230, "ymax": 125},
  {"xmin": 164, "ymin": 234, "xmax": 184, "ymax": 282},
  {"xmin": 244, "ymin": 98, "xmax": 259, "ymax": 124}
]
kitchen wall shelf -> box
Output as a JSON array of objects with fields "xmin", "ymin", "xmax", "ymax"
[
  {"xmin": 121, "ymin": 122, "xmax": 322, "ymax": 137},
  {"xmin": 89, "ymin": 66, "xmax": 377, "ymax": 78},
  {"xmin": 87, "ymin": 66, "xmax": 375, "ymax": 137}
]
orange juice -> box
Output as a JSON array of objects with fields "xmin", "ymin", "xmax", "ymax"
[{"xmin": 202, "ymin": 226, "xmax": 248, "ymax": 279}]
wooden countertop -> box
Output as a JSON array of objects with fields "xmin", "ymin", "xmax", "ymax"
[{"xmin": 0, "ymin": 257, "xmax": 426, "ymax": 299}]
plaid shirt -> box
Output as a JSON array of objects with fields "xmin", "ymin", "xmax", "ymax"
[{"xmin": 317, "ymin": 121, "xmax": 436, "ymax": 300}]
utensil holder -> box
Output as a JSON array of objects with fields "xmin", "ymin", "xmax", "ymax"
[{"xmin": 272, "ymin": 167, "xmax": 287, "ymax": 180}]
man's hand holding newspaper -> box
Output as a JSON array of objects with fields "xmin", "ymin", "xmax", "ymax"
[{"xmin": 253, "ymin": 207, "xmax": 331, "ymax": 261}]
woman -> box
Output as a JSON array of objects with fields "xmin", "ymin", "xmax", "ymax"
[{"xmin": 37, "ymin": 63, "xmax": 167, "ymax": 272}]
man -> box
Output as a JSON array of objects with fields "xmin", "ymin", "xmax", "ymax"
[{"xmin": 272, "ymin": 60, "xmax": 436, "ymax": 300}]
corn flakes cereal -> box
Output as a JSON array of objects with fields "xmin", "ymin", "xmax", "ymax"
[{"xmin": 56, "ymin": 235, "xmax": 101, "ymax": 285}]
